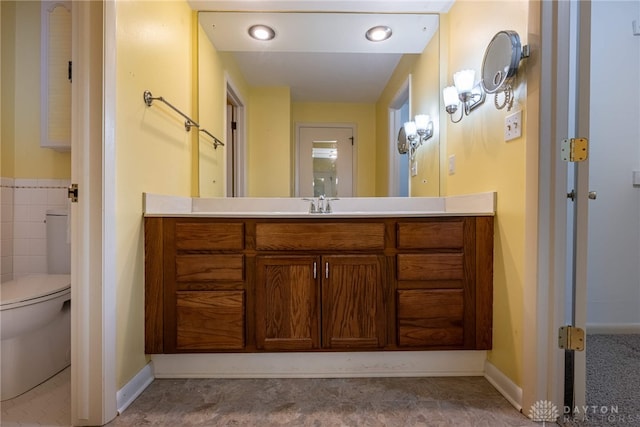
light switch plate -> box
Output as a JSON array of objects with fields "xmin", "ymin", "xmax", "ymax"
[
  {"xmin": 505, "ymin": 110, "xmax": 522, "ymax": 141},
  {"xmin": 448, "ymin": 155, "xmax": 456, "ymax": 175},
  {"xmin": 410, "ymin": 160, "xmax": 417, "ymax": 177}
]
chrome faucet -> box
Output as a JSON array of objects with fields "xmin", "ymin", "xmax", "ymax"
[
  {"xmin": 317, "ymin": 195, "xmax": 326, "ymax": 213},
  {"xmin": 302, "ymin": 198, "xmax": 318, "ymax": 213},
  {"xmin": 303, "ymin": 196, "xmax": 338, "ymax": 214}
]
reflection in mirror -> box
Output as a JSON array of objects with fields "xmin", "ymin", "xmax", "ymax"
[
  {"xmin": 312, "ymin": 141, "xmax": 338, "ymax": 198},
  {"xmin": 196, "ymin": 12, "xmax": 440, "ymax": 198}
]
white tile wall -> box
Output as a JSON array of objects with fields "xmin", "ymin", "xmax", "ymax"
[{"xmin": 1, "ymin": 178, "xmax": 70, "ymax": 282}]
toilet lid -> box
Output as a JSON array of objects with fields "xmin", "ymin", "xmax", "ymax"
[{"xmin": 1, "ymin": 274, "xmax": 71, "ymax": 307}]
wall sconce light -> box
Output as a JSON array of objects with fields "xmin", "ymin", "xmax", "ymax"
[
  {"xmin": 443, "ymin": 69, "xmax": 486, "ymax": 123},
  {"xmin": 397, "ymin": 114, "xmax": 434, "ymax": 159}
]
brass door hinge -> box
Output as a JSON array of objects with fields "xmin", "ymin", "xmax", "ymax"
[
  {"xmin": 558, "ymin": 325, "xmax": 585, "ymax": 351},
  {"xmin": 68, "ymin": 184, "xmax": 78, "ymax": 203},
  {"xmin": 561, "ymin": 138, "xmax": 589, "ymax": 162}
]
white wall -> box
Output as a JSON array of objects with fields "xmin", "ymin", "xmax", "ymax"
[{"xmin": 587, "ymin": 0, "xmax": 640, "ymax": 328}]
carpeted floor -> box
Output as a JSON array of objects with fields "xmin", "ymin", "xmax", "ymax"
[{"xmin": 564, "ymin": 334, "xmax": 640, "ymax": 426}]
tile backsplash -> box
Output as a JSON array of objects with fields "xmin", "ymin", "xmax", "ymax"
[{"xmin": 1, "ymin": 177, "xmax": 70, "ymax": 282}]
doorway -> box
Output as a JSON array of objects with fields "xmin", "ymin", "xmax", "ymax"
[
  {"xmin": 540, "ymin": 1, "xmax": 640, "ymax": 422},
  {"xmin": 582, "ymin": 0, "xmax": 640, "ymax": 422},
  {"xmin": 295, "ymin": 124, "xmax": 355, "ymax": 198},
  {"xmin": 226, "ymin": 82, "xmax": 245, "ymax": 197}
]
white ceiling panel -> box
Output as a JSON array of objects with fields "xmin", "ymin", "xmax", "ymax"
[
  {"xmin": 199, "ymin": 12, "xmax": 438, "ymax": 53},
  {"xmin": 196, "ymin": 11, "xmax": 441, "ymax": 103}
]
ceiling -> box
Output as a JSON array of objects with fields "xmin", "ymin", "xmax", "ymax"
[{"xmin": 197, "ymin": 12, "xmax": 440, "ymax": 102}]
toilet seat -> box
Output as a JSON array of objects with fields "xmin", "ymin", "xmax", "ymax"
[{"xmin": 0, "ymin": 275, "xmax": 71, "ymax": 311}]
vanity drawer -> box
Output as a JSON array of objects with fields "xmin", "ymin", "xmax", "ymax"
[
  {"xmin": 175, "ymin": 290, "xmax": 245, "ymax": 351},
  {"xmin": 255, "ymin": 223, "xmax": 385, "ymax": 251},
  {"xmin": 397, "ymin": 253, "xmax": 464, "ymax": 281},
  {"xmin": 175, "ymin": 254, "xmax": 244, "ymax": 283},
  {"xmin": 397, "ymin": 221, "xmax": 463, "ymax": 249},
  {"xmin": 397, "ymin": 289, "xmax": 464, "ymax": 347},
  {"xmin": 175, "ymin": 222, "xmax": 244, "ymax": 251}
]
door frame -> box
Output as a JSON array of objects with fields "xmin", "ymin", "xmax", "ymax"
[
  {"xmin": 524, "ymin": 0, "xmax": 590, "ymax": 416},
  {"xmin": 225, "ymin": 76, "xmax": 246, "ymax": 197},
  {"xmin": 70, "ymin": 0, "xmax": 117, "ymax": 425},
  {"xmin": 294, "ymin": 122, "xmax": 357, "ymax": 197}
]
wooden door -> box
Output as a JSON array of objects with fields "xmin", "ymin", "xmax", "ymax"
[
  {"xmin": 321, "ymin": 255, "xmax": 385, "ymax": 349},
  {"xmin": 256, "ymin": 256, "xmax": 320, "ymax": 350}
]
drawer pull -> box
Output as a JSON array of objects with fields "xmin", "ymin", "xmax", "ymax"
[{"xmin": 325, "ymin": 262, "xmax": 329, "ymax": 279}]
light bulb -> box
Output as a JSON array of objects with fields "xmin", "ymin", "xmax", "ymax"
[
  {"xmin": 443, "ymin": 86, "xmax": 459, "ymax": 107},
  {"xmin": 248, "ymin": 25, "xmax": 276, "ymax": 41},
  {"xmin": 365, "ymin": 26, "xmax": 392, "ymax": 42},
  {"xmin": 414, "ymin": 115, "xmax": 430, "ymax": 133},
  {"xmin": 403, "ymin": 121, "xmax": 417, "ymax": 137},
  {"xmin": 453, "ymin": 69, "xmax": 475, "ymax": 93}
]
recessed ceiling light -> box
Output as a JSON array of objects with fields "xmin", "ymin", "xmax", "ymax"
[
  {"xmin": 248, "ymin": 24, "xmax": 276, "ymax": 41},
  {"xmin": 365, "ymin": 25, "xmax": 392, "ymax": 42}
]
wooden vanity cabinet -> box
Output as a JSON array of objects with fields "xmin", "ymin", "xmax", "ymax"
[{"xmin": 145, "ymin": 215, "xmax": 493, "ymax": 354}]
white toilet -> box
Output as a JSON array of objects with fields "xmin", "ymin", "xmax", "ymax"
[{"xmin": 1, "ymin": 210, "xmax": 71, "ymax": 401}]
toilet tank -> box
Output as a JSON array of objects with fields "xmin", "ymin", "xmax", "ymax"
[{"xmin": 46, "ymin": 210, "xmax": 71, "ymax": 274}]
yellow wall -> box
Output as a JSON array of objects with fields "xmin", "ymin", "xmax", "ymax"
[
  {"xmin": 247, "ymin": 86, "xmax": 291, "ymax": 197},
  {"xmin": 115, "ymin": 0, "xmax": 195, "ymax": 389},
  {"xmin": 197, "ymin": 22, "xmax": 226, "ymax": 197},
  {"xmin": 442, "ymin": 0, "xmax": 529, "ymax": 386},
  {"xmin": 292, "ymin": 102, "xmax": 377, "ymax": 196},
  {"xmin": 0, "ymin": 1, "xmax": 70, "ymax": 179},
  {"xmin": 374, "ymin": 28, "xmax": 440, "ymax": 197},
  {"xmin": 409, "ymin": 29, "xmax": 440, "ymax": 197},
  {"xmin": 197, "ymin": 26, "xmax": 253, "ymax": 197}
]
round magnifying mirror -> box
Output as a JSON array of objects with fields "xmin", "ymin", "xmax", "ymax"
[
  {"xmin": 397, "ymin": 126, "xmax": 409, "ymax": 155},
  {"xmin": 481, "ymin": 30, "xmax": 522, "ymax": 94}
]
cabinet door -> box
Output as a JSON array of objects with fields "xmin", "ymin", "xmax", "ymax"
[
  {"xmin": 256, "ymin": 256, "xmax": 320, "ymax": 350},
  {"xmin": 322, "ymin": 255, "xmax": 386, "ymax": 349}
]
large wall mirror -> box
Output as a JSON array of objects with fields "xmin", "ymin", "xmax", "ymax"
[{"xmin": 195, "ymin": 9, "xmax": 441, "ymax": 198}]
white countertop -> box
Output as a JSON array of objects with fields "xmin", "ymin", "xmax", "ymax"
[{"xmin": 143, "ymin": 193, "xmax": 496, "ymax": 218}]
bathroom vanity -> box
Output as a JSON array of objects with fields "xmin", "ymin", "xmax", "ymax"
[{"xmin": 144, "ymin": 193, "xmax": 495, "ymax": 355}]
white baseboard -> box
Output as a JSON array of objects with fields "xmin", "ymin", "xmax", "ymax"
[
  {"xmin": 586, "ymin": 323, "xmax": 640, "ymax": 334},
  {"xmin": 116, "ymin": 362, "xmax": 155, "ymax": 415},
  {"xmin": 483, "ymin": 360, "xmax": 522, "ymax": 411},
  {"xmin": 152, "ymin": 351, "xmax": 487, "ymax": 378}
]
